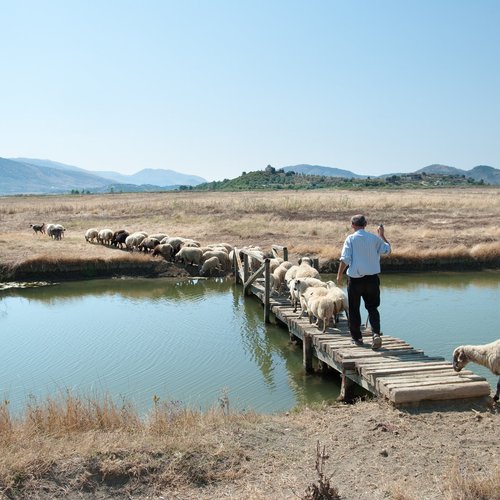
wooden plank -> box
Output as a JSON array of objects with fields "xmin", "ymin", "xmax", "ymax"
[
  {"xmin": 388, "ymin": 381, "xmax": 492, "ymax": 404},
  {"xmin": 379, "ymin": 373, "xmax": 483, "ymax": 391},
  {"xmin": 365, "ymin": 364, "xmax": 457, "ymax": 385}
]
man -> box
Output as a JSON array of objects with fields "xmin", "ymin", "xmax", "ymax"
[{"xmin": 336, "ymin": 214, "xmax": 391, "ymax": 349}]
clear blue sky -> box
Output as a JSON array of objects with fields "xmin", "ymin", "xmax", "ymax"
[{"xmin": 1, "ymin": 0, "xmax": 499, "ymax": 181}]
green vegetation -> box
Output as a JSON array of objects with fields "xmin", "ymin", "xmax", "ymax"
[{"xmin": 189, "ymin": 166, "xmax": 486, "ymax": 191}]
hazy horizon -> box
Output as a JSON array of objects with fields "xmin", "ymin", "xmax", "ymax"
[{"xmin": 1, "ymin": 1, "xmax": 499, "ymax": 182}]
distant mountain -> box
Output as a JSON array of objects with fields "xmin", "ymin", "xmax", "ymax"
[
  {"xmin": 0, "ymin": 157, "xmax": 114, "ymax": 194},
  {"xmin": 415, "ymin": 164, "xmax": 500, "ymax": 185},
  {"xmin": 93, "ymin": 168, "xmax": 206, "ymax": 186},
  {"xmin": 2, "ymin": 158, "xmax": 207, "ymax": 194},
  {"xmin": 415, "ymin": 164, "xmax": 467, "ymax": 176},
  {"xmin": 282, "ymin": 164, "xmax": 365, "ymax": 179}
]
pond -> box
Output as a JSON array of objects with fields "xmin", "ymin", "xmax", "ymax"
[{"xmin": 0, "ymin": 271, "xmax": 498, "ymax": 415}]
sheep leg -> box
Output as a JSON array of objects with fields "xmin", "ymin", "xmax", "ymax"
[{"xmin": 494, "ymin": 377, "xmax": 499, "ymax": 402}]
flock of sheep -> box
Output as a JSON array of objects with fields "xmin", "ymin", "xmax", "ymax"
[
  {"xmin": 269, "ymin": 256, "xmax": 349, "ymax": 334},
  {"xmin": 84, "ymin": 228, "xmax": 233, "ymax": 277}
]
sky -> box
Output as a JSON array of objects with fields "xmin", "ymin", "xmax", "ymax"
[{"xmin": 1, "ymin": 0, "xmax": 499, "ymax": 181}]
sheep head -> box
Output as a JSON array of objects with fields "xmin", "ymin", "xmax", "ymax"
[{"xmin": 452, "ymin": 347, "xmax": 469, "ymax": 372}]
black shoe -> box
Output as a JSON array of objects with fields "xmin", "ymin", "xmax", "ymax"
[
  {"xmin": 371, "ymin": 334, "xmax": 382, "ymax": 350},
  {"xmin": 351, "ymin": 338, "xmax": 364, "ymax": 346}
]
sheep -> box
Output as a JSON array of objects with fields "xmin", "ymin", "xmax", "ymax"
[
  {"xmin": 149, "ymin": 233, "xmax": 168, "ymax": 242},
  {"xmin": 271, "ymin": 261, "xmax": 294, "ymax": 294},
  {"xmin": 452, "ymin": 339, "xmax": 500, "ymax": 402},
  {"xmin": 111, "ymin": 230, "xmax": 129, "ymax": 249},
  {"xmin": 295, "ymin": 257, "xmax": 320, "ymax": 280},
  {"xmin": 207, "ymin": 242, "xmax": 233, "ymax": 253},
  {"xmin": 308, "ymin": 293, "xmax": 337, "ymax": 333},
  {"xmin": 98, "ymin": 229, "xmax": 113, "ymax": 245},
  {"xmin": 125, "ymin": 232, "xmax": 147, "ymax": 250},
  {"xmin": 46, "ymin": 223, "xmax": 65, "ymax": 239},
  {"xmin": 284, "ymin": 264, "xmax": 299, "ymax": 285},
  {"xmin": 293, "ymin": 277, "xmax": 328, "ymax": 315},
  {"xmin": 30, "ymin": 223, "xmax": 45, "ymax": 235},
  {"xmin": 50, "ymin": 227, "xmax": 65, "ymax": 240},
  {"xmin": 202, "ymin": 250, "xmax": 230, "ymax": 271},
  {"xmin": 164, "ymin": 237, "xmax": 186, "ymax": 254},
  {"xmin": 175, "ymin": 246, "xmax": 203, "ymax": 267},
  {"xmin": 85, "ymin": 228, "xmax": 99, "ymax": 243},
  {"xmin": 199, "ymin": 256, "xmax": 222, "ymax": 276},
  {"xmin": 152, "ymin": 243, "xmax": 174, "ymax": 261},
  {"xmin": 137, "ymin": 237, "xmax": 161, "ymax": 253},
  {"xmin": 268, "ymin": 257, "xmax": 284, "ymax": 273}
]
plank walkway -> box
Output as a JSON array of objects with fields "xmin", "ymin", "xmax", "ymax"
[{"xmin": 248, "ymin": 281, "xmax": 492, "ymax": 405}]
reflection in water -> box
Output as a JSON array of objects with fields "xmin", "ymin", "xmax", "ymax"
[{"xmin": 0, "ymin": 272, "xmax": 498, "ymax": 414}]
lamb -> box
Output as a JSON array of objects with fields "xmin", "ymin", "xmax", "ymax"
[
  {"xmin": 30, "ymin": 223, "xmax": 45, "ymax": 235},
  {"xmin": 452, "ymin": 339, "xmax": 500, "ymax": 402},
  {"xmin": 199, "ymin": 256, "xmax": 222, "ymax": 276},
  {"xmin": 175, "ymin": 246, "xmax": 203, "ymax": 266},
  {"xmin": 85, "ymin": 228, "xmax": 99, "ymax": 243}
]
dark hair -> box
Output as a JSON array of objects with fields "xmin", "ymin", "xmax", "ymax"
[{"xmin": 351, "ymin": 214, "xmax": 367, "ymax": 227}]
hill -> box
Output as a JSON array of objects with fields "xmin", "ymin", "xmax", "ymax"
[
  {"xmin": 193, "ymin": 165, "xmax": 490, "ymax": 191},
  {"xmin": 282, "ymin": 164, "xmax": 365, "ymax": 178}
]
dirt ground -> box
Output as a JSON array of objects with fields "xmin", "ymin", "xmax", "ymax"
[{"xmin": 178, "ymin": 399, "xmax": 500, "ymax": 500}]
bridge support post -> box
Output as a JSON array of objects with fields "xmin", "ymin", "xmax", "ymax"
[
  {"xmin": 338, "ymin": 369, "xmax": 356, "ymax": 402},
  {"xmin": 303, "ymin": 333, "xmax": 314, "ymax": 373},
  {"xmin": 264, "ymin": 258, "xmax": 270, "ymax": 323}
]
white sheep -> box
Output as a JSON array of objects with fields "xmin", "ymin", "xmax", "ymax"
[
  {"xmin": 295, "ymin": 257, "xmax": 320, "ymax": 280},
  {"xmin": 453, "ymin": 339, "xmax": 500, "ymax": 402},
  {"xmin": 199, "ymin": 256, "xmax": 222, "ymax": 276},
  {"xmin": 125, "ymin": 232, "xmax": 147, "ymax": 250},
  {"xmin": 85, "ymin": 228, "xmax": 99, "ymax": 243},
  {"xmin": 98, "ymin": 229, "xmax": 113, "ymax": 245},
  {"xmin": 176, "ymin": 246, "xmax": 203, "ymax": 266},
  {"xmin": 202, "ymin": 250, "xmax": 230, "ymax": 271},
  {"xmin": 272, "ymin": 261, "xmax": 294, "ymax": 295},
  {"xmin": 293, "ymin": 277, "xmax": 327, "ymax": 315}
]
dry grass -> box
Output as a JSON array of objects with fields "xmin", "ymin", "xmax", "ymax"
[{"xmin": 1, "ymin": 188, "xmax": 499, "ymax": 273}]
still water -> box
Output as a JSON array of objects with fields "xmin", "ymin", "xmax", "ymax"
[{"xmin": 0, "ymin": 271, "xmax": 498, "ymax": 414}]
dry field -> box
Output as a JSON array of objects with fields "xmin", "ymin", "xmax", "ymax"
[
  {"xmin": 0, "ymin": 187, "xmax": 499, "ymax": 278},
  {"xmin": 1, "ymin": 189, "xmax": 499, "ymax": 498}
]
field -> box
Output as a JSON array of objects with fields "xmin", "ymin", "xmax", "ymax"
[
  {"xmin": 0, "ymin": 187, "xmax": 499, "ymax": 498},
  {"xmin": 1, "ymin": 187, "xmax": 500, "ymax": 279}
]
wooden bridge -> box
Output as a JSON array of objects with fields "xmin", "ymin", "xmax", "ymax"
[{"xmin": 233, "ymin": 246, "xmax": 492, "ymax": 405}]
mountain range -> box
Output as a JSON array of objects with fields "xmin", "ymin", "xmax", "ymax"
[
  {"xmin": 0, "ymin": 158, "xmax": 207, "ymax": 195},
  {"xmin": 0, "ymin": 158, "xmax": 498, "ymax": 195}
]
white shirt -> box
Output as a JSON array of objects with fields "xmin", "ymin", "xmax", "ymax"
[{"xmin": 340, "ymin": 229, "xmax": 391, "ymax": 278}]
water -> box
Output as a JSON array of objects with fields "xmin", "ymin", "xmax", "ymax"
[{"xmin": 0, "ymin": 272, "xmax": 498, "ymax": 414}]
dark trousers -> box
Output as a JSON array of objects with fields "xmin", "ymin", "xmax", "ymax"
[{"xmin": 347, "ymin": 274, "xmax": 381, "ymax": 340}]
